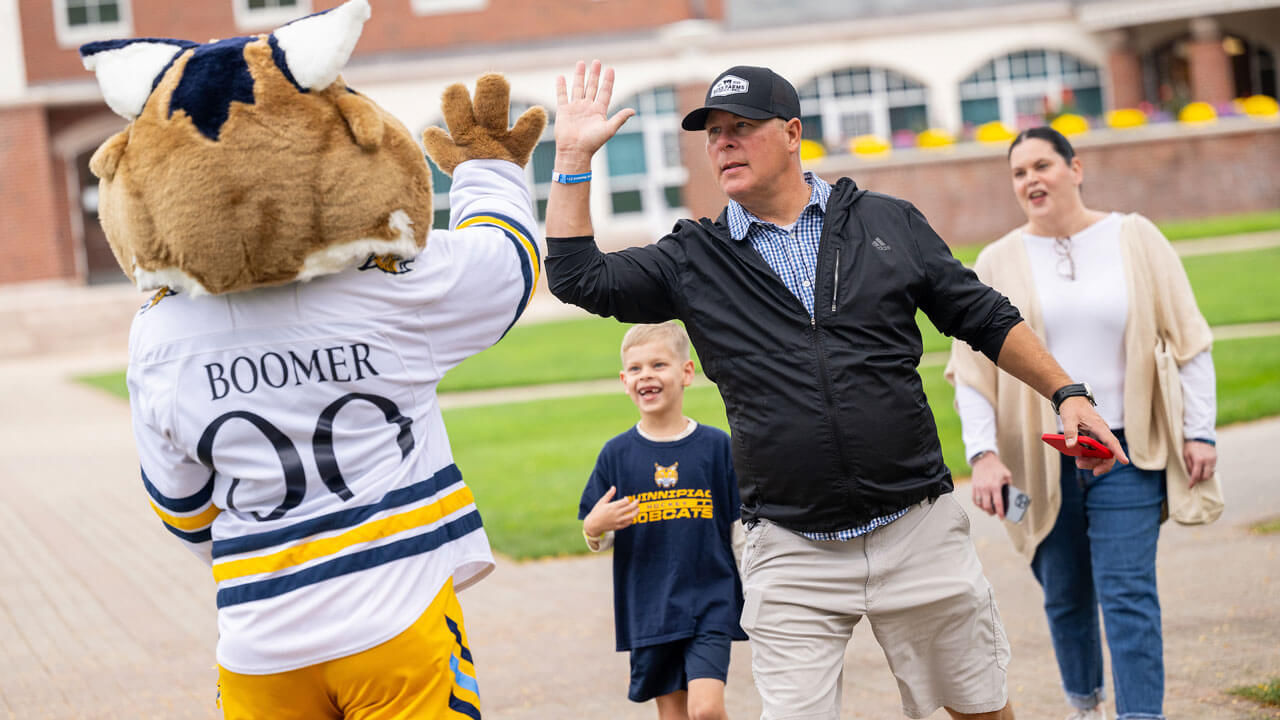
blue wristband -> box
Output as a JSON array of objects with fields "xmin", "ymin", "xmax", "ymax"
[
  {"xmin": 1189, "ymin": 437, "xmax": 1216, "ymax": 446},
  {"xmin": 552, "ymin": 171, "xmax": 592, "ymax": 184}
]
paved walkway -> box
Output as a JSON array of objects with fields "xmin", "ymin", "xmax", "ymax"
[{"xmin": 2, "ymin": 348, "xmax": 1278, "ymax": 719}]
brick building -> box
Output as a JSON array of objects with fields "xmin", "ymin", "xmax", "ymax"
[{"xmin": 1, "ymin": 0, "xmax": 1277, "ymax": 288}]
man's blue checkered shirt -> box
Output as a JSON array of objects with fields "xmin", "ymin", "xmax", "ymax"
[{"xmin": 726, "ymin": 172, "xmax": 908, "ymax": 541}]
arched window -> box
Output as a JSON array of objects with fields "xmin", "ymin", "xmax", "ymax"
[
  {"xmin": 959, "ymin": 49, "xmax": 1103, "ymax": 128},
  {"xmin": 426, "ymin": 100, "xmax": 555, "ymax": 228},
  {"xmin": 797, "ymin": 67, "xmax": 930, "ymax": 147},
  {"xmin": 603, "ymin": 85, "xmax": 686, "ymax": 218}
]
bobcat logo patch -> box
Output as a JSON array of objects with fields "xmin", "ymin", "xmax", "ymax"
[
  {"xmin": 654, "ymin": 462, "xmax": 679, "ymax": 488},
  {"xmin": 139, "ymin": 286, "xmax": 178, "ymax": 312},
  {"xmin": 359, "ymin": 254, "xmax": 415, "ymax": 275}
]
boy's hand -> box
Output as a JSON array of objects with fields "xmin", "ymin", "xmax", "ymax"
[{"xmin": 583, "ymin": 486, "xmax": 639, "ymax": 538}]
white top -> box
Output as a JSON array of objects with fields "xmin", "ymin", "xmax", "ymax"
[
  {"xmin": 127, "ymin": 159, "xmax": 541, "ymax": 673},
  {"xmin": 958, "ymin": 212, "xmax": 1216, "ymax": 461}
]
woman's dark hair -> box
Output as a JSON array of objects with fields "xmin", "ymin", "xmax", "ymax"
[{"xmin": 1008, "ymin": 126, "xmax": 1075, "ymax": 162}]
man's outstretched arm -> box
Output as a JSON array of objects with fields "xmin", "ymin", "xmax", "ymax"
[{"xmin": 995, "ymin": 321, "xmax": 1130, "ymax": 473}]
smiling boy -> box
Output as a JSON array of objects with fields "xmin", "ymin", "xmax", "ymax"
[{"xmin": 579, "ymin": 321, "xmax": 746, "ymax": 720}]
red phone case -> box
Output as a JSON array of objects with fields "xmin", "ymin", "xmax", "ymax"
[{"xmin": 1041, "ymin": 432, "xmax": 1114, "ymax": 459}]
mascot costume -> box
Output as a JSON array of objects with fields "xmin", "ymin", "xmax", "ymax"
[{"xmin": 79, "ymin": 1, "xmax": 545, "ymax": 716}]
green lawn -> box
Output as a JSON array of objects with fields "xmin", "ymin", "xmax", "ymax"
[
  {"xmin": 79, "ymin": 370, "xmax": 129, "ymax": 400},
  {"xmin": 440, "ymin": 316, "xmax": 632, "ymax": 392},
  {"xmin": 1215, "ymin": 334, "xmax": 1280, "ymax": 426},
  {"xmin": 1156, "ymin": 209, "xmax": 1280, "ymax": 242},
  {"xmin": 1182, "ymin": 247, "xmax": 1280, "ymax": 327}
]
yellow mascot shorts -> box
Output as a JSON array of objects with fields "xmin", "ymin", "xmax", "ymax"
[{"xmin": 218, "ymin": 579, "xmax": 480, "ymax": 719}]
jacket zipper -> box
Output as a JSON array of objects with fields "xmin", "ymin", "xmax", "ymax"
[
  {"xmin": 831, "ymin": 248, "xmax": 840, "ymax": 313},
  {"xmin": 811, "ymin": 221, "xmax": 852, "ymax": 508}
]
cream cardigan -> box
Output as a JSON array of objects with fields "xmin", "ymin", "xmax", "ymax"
[{"xmin": 944, "ymin": 213, "xmax": 1213, "ymax": 561}]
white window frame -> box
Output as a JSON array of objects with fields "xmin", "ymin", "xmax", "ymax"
[
  {"xmin": 52, "ymin": 0, "xmax": 132, "ymax": 48},
  {"xmin": 598, "ymin": 85, "xmax": 687, "ymax": 229},
  {"xmin": 410, "ymin": 0, "xmax": 487, "ymax": 16},
  {"xmin": 959, "ymin": 49, "xmax": 1103, "ymax": 128},
  {"xmin": 799, "ymin": 67, "xmax": 930, "ymax": 149},
  {"xmin": 231, "ymin": 0, "xmax": 311, "ymax": 32}
]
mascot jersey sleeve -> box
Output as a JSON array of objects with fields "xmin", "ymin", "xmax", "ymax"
[{"xmin": 125, "ymin": 158, "xmax": 540, "ymax": 674}]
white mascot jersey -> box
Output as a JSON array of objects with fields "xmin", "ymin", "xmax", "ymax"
[{"xmin": 127, "ymin": 160, "xmax": 539, "ymax": 673}]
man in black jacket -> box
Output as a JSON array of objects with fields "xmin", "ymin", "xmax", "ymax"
[{"xmin": 545, "ymin": 61, "xmax": 1125, "ymax": 720}]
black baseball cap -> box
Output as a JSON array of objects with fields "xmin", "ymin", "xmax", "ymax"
[{"xmin": 681, "ymin": 65, "xmax": 801, "ymax": 131}]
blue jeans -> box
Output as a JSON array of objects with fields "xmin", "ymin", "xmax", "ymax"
[{"xmin": 1030, "ymin": 437, "xmax": 1166, "ymax": 719}]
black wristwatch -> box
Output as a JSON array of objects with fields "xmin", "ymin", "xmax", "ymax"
[{"xmin": 1051, "ymin": 382, "xmax": 1096, "ymax": 415}]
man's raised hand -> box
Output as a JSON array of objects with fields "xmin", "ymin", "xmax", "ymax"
[{"xmin": 553, "ymin": 60, "xmax": 635, "ymax": 169}]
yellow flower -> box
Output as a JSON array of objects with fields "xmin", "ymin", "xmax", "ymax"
[
  {"xmin": 1240, "ymin": 95, "xmax": 1279, "ymax": 120},
  {"xmin": 799, "ymin": 138, "xmax": 827, "ymax": 164},
  {"xmin": 1106, "ymin": 108, "xmax": 1147, "ymax": 129},
  {"xmin": 974, "ymin": 121, "xmax": 1016, "ymax": 145},
  {"xmin": 848, "ymin": 135, "xmax": 890, "ymax": 157},
  {"xmin": 1051, "ymin": 113, "xmax": 1089, "ymax": 136},
  {"xmin": 1178, "ymin": 101, "xmax": 1217, "ymax": 124},
  {"xmin": 916, "ymin": 128, "xmax": 954, "ymax": 149}
]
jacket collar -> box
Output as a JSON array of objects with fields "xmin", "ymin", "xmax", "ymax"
[
  {"xmin": 726, "ymin": 171, "xmax": 833, "ymax": 241},
  {"xmin": 705, "ymin": 176, "xmax": 862, "ymax": 243}
]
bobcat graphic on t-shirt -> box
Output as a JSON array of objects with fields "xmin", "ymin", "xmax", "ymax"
[{"xmin": 653, "ymin": 462, "xmax": 679, "ymax": 488}]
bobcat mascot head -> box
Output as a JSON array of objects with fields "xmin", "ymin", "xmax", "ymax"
[{"xmin": 80, "ymin": 0, "xmax": 545, "ymax": 296}]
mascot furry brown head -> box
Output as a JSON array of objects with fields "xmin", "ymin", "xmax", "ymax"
[{"xmin": 80, "ymin": 0, "xmax": 545, "ymax": 296}]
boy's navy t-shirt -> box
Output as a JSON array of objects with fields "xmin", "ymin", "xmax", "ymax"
[{"xmin": 578, "ymin": 423, "xmax": 748, "ymax": 651}]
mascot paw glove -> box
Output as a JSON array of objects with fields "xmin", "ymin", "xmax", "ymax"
[{"xmin": 422, "ymin": 73, "xmax": 547, "ymax": 175}]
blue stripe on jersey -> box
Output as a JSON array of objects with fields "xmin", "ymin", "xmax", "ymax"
[
  {"xmin": 449, "ymin": 654, "xmax": 480, "ymax": 695},
  {"xmin": 457, "ymin": 211, "xmax": 538, "ymax": 336},
  {"xmin": 142, "ymin": 466, "xmax": 215, "ymax": 513},
  {"xmin": 211, "ymin": 464, "xmax": 463, "ymax": 559},
  {"xmin": 215, "ymin": 508, "xmax": 483, "ymax": 607},
  {"xmin": 161, "ymin": 523, "xmax": 213, "ymax": 544},
  {"xmin": 448, "ymin": 692, "xmax": 482, "ymax": 720}
]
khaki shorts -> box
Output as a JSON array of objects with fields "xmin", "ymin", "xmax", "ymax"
[{"xmin": 739, "ymin": 494, "xmax": 1009, "ymax": 719}]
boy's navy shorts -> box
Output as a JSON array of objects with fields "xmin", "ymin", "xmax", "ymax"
[{"xmin": 627, "ymin": 630, "xmax": 732, "ymax": 703}]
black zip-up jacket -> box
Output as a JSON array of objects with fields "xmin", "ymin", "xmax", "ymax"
[{"xmin": 547, "ymin": 179, "xmax": 1022, "ymax": 533}]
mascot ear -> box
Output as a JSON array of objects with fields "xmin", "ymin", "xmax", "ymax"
[
  {"xmin": 336, "ymin": 91, "xmax": 385, "ymax": 150},
  {"xmin": 271, "ymin": 0, "xmax": 371, "ymax": 91},
  {"xmin": 89, "ymin": 129, "xmax": 130, "ymax": 180},
  {"xmin": 80, "ymin": 39, "xmax": 195, "ymax": 120}
]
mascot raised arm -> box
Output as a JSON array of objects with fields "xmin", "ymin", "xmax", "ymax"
[{"xmin": 80, "ymin": 0, "xmax": 545, "ymax": 716}]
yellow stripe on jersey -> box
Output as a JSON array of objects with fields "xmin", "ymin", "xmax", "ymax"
[
  {"xmin": 456, "ymin": 214, "xmax": 541, "ymax": 292},
  {"xmin": 212, "ymin": 486, "xmax": 476, "ymax": 582},
  {"xmin": 151, "ymin": 501, "xmax": 221, "ymax": 532}
]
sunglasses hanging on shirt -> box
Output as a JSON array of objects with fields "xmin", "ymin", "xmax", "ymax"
[{"xmin": 1053, "ymin": 235, "xmax": 1075, "ymax": 281}]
